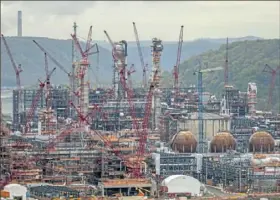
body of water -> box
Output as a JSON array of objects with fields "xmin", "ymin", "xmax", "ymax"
[{"xmin": 1, "ymin": 90, "xmax": 13, "ymax": 115}]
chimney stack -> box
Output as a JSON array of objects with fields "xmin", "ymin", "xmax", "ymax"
[{"xmin": 17, "ymin": 10, "xmax": 22, "ymax": 37}]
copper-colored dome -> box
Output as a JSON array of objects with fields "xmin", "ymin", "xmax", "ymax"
[
  {"xmin": 249, "ymin": 131, "xmax": 274, "ymax": 153},
  {"xmin": 210, "ymin": 131, "xmax": 236, "ymax": 153},
  {"xmin": 171, "ymin": 130, "xmax": 197, "ymax": 153}
]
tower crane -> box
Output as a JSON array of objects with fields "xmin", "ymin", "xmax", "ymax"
[
  {"xmin": 132, "ymin": 22, "xmax": 148, "ymax": 89},
  {"xmin": 262, "ymin": 64, "xmax": 280, "ymax": 111},
  {"xmin": 193, "ymin": 64, "xmax": 223, "ymax": 153},
  {"xmin": 1, "ymin": 34, "xmax": 23, "ymax": 127},
  {"xmin": 173, "ymin": 25, "xmax": 184, "ymax": 97}
]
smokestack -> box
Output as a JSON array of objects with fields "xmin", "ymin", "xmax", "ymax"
[{"xmin": 17, "ymin": 10, "xmax": 22, "ymax": 37}]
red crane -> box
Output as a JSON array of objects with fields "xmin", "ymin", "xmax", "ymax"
[
  {"xmin": 24, "ymin": 68, "xmax": 56, "ymax": 133},
  {"xmin": 104, "ymin": 30, "xmax": 159, "ymax": 177},
  {"xmin": 263, "ymin": 64, "xmax": 280, "ymax": 111},
  {"xmin": 71, "ymin": 26, "xmax": 99, "ymax": 120},
  {"xmin": 1, "ymin": 34, "xmax": 23, "ymax": 112},
  {"xmin": 173, "ymin": 26, "xmax": 184, "ymax": 97},
  {"xmin": 33, "ymin": 40, "xmax": 72, "ymax": 87},
  {"xmin": 133, "ymin": 22, "xmax": 148, "ymax": 89}
]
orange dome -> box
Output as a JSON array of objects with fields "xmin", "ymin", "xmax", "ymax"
[
  {"xmin": 171, "ymin": 130, "xmax": 197, "ymax": 153},
  {"xmin": 249, "ymin": 131, "xmax": 274, "ymax": 153},
  {"xmin": 210, "ymin": 131, "xmax": 236, "ymax": 153}
]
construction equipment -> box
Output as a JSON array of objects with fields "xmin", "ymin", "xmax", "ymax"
[
  {"xmin": 24, "ymin": 67, "xmax": 56, "ymax": 133},
  {"xmin": 194, "ymin": 64, "xmax": 223, "ymax": 153},
  {"xmin": 1, "ymin": 34, "xmax": 23, "ymax": 126},
  {"xmin": 133, "ymin": 22, "xmax": 148, "ymax": 89},
  {"xmin": 173, "ymin": 25, "xmax": 184, "ymax": 97},
  {"xmin": 262, "ymin": 64, "xmax": 280, "ymax": 111}
]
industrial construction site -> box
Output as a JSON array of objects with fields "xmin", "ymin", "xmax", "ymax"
[{"xmin": 1, "ymin": 10, "xmax": 280, "ymax": 200}]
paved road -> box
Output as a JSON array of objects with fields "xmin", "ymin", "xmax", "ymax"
[{"xmin": 205, "ymin": 186, "xmax": 236, "ymax": 197}]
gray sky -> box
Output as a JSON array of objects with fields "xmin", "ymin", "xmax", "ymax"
[{"xmin": 1, "ymin": 1, "xmax": 279, "ymax": 41}]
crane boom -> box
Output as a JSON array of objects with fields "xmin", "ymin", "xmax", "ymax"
[
  {"xmin": 33, "ymin": 40, "xmax": 71, "ymax": 77},
  {"xmin": 104, "ymin": 30, "xmax": 115, "ymax": 49},
  {"xmin": 1, "ymin": 33, "xmax": 23, "ymax": 116},
  {"xmin": 174, "ymin": 25, "xmax": 184, "ymax": 95},
  {"xmin": 133, "ymin": 22, "xmax": 147, "ymax": 88},
  {"xmin": 25, "ymin": 68, "xmax": 56, "ymax": 133}
]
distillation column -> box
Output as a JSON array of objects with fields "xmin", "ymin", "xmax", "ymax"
[{"xmin": 150, "ymin": 38, "xmax": 163, "ymax": 130}]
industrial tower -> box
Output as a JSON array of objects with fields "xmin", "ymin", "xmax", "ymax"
[{"xmin": 150, "ymin": 38, "xmax": 163, "ymax": 130}]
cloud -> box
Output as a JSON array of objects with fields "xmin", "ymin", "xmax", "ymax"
[{"xmin": 1, "ymin": 1, "xmax": 279, "ymax": 41}]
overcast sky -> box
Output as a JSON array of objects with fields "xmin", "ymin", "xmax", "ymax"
[{"xmin": 1, "ymin": 1, "xmax": 279, "ymax": 41}]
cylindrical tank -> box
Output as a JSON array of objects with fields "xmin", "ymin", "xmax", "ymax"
[
  {"xmin": 210, "ymin": 131, "xmax": 236, "ymax": 153},
  {"xmin": 171, "ymin": 130, "xmax": 197, "ymax": 153},
  {"xmin": 249, "ymin": 131, "xmax": 274, "ymax": 153}
]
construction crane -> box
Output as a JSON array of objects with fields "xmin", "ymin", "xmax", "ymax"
[
  {"xmin": 173, "ymin": 25, "xmax": 184, "ymax": 97},
  {"xmin": 224, "ymin": 37, "xmax": 229, "ymax": 87},
  {"xmin": 1, "ymin": 34, "xmax": 23, "ymax": 124},
  {"xmin": 71, "ymin": 26, "xmax": 99, "ymax": 119},
  {"xmin": 24, "ymin": 68, "xmax": 56, "ymax": 133},
  {"xmin": 33, "ymin": 39, "xmax": 75, "ymax": 116},
  {"xmin": 43, "ymin": 52, "xmax": 54, "ymax": 135},
  {"xmin": 71, "ymin": 26, "xmax": 96, "ymax": 119},
  {"xmin": 262, "ymin": 64, "xmax": 280, "ymax": 111},
  {"xmin": 104, "ymin": 30, "xmax": 159, "ymax": 177},
  {"xmin": 132, "ymin": 22, "xmax": 148, "ymax": 89},
  {"xmin": 194, "ymin": 64, "xmax": 223, "ymax": 153}
]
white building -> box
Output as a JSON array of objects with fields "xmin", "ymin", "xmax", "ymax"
[
  {"xmin": 161, "ymin": 175, "xmax": 203, "ymax": 197},
  {"xmin": 3, "ymin": 184, "xmax": 27, "ymax": 200}
]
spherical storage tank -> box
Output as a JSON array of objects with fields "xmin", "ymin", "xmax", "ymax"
[
  {"xmin": 171, "ymin": 130, "xmax": 197, "ymax": 153},
  {"xmin": 249, "ymin": 131, "xmax": 274, "ymax": 153},
  {"xmin": 210, "ymin": 131, "xmax": 236, "ymax": 153}
]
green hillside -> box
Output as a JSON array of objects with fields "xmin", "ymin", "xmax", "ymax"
[{"xmin": 162, "ymin": 39, "xmax": 280, "ymax": 111}]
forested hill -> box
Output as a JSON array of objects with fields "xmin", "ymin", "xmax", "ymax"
[
  {"xmin": 1, "ymin": 36, "xmax": 261, "ymax": 87},
  {"xmin": 162, "ymin": 39, "xmax": 280, "ymax": 111}
]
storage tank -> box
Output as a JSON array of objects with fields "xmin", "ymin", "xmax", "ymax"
[
  {"xmin": 210, "ymin": 131, "xmax": 236, "ymax": 153},
  {"xmin": 171, "ymin": 130, "xmax": 197, "ymax": 153},
  {"xmin": 249, "ymin": 131, "xmax": 274, "ymax": 153}
]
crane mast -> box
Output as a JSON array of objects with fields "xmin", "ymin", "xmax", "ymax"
[{"xmin": 151, "ymin": 38, "xmax": 163, "ymax": 130}]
